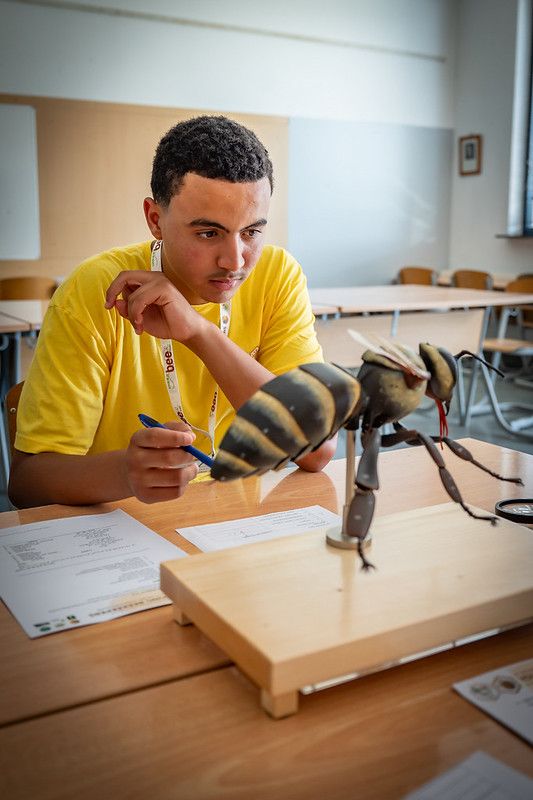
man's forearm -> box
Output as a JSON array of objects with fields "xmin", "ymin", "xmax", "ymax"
[
  {"xmin": 186, "ymin": 318, "xmax": 275, "ymax": 409},
  {"xmin": 8, "ymin": 450, "xmax": 132, "ymax": 508}
]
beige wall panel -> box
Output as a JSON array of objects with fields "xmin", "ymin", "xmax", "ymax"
[{"xmin": 0, "ymin": 96, "xmax": 288, "ymax": 281}]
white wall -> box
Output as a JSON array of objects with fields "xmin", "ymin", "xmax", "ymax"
[
  {"xmin": 288, "ymin": 119, "xmax": 452, "ymax": 287},
  {"xmin": 0, "ymin": 0, "xmax": 456, "ymax": 128},
  {"xmin": 449, "ymin": 0, "xmax": 533, "ymax": 274}
]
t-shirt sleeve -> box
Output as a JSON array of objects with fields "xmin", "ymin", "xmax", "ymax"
[
  {"xmin": 257, "ymin": 253, "xmax": 323, "ymax": 375},
  {"xmin": 15, "ymin": 295, "xmax": 113, "ymax": 456}
]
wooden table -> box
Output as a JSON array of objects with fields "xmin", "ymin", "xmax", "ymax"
[
  {"xmin": 0, "ymin": 312, "xmax": 31, "ymax": 393},
  {"xmin": 310, "ymin": 285, "xmax": 533, "ymax": 438},
  {"xmin": 0, "ymin": 314, "xmax": 33, "ymax": 486},
  {"xmin": 308, "ymin": 283, "xmax": 533, "ymax": 314},
  {"xmin": 1, "ymin": 439, "xmax": 532, "ymax": 798},
  {"xmin": 0, "ymin": 302, "xmax": 48, "ymax": 491},
  {"xmin": 0, "ymin": 299, "xmax": 48, "ymax": 332},
  {"xmin": 309, "ymin": 285, "xmax": 533, "ymax": 344},
  {"xmin": 309, "ymin": 284, "xmax": 533, "ymax": 358},
  {"xmin": 0, "ymin": 300, "xmax": 47, "ymax": 394}
]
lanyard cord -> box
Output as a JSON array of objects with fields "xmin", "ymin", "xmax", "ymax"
[{"xmin": 150, "ymin": 240, "xmax": 231, "ymax": 460}]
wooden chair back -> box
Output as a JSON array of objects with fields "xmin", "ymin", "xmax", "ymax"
[
  {"xmin": 5, "ymin": 381, "xmax": 24, "ymax": 461},
  {"xmin": 0, "ymin": 277, "xmax": 56, "ymax": 300},
  {"xmin": 452, "ymin": 269, "xmax": 493, "ymax": 290},
  {"xmin": 506, "ymin": 276, "xmax": 533, "ymax": 293},
  {"xmin": 506, "ymin": 276, "xmax": 533, "ymax": 328},
  {"xmin": 398, "ymin": 267, "xmax": 437, "ymax": 286}
]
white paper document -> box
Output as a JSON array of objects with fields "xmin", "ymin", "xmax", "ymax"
[
  {"xmin": 453, "ymin": 658, "xmax": 533, "ymax": 745},
  {"xmin": 402, "ymin": 751, "xmax": 533, "ymax": 800},
  {"xmin": 0, "ymin": 509, "xmax": 187, "ymax": 637},
  {"xmin": 178, "ymin": 505, "xmax": 340, "ymax": 552}
]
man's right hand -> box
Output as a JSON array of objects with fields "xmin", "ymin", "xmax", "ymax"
[
  {"xmin": 125, "ymin": 421, "xmax": 199, "ymax": 503},
  {"xmin": 105, "ymin": 270, "xmax": 205, "ymax": 342},
  {"xmin": 9, "ymin": 420, "xmax": 201, "ymax": 509}
]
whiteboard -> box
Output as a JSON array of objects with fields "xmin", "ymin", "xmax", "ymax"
[{"xmin": 0, "ymin": 104, "xmax": 40, "ymax": 259}]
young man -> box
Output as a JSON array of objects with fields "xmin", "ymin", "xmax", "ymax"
[{"xmin": 9, "ymin": 116, "xmax": 336, "ymax": 508}]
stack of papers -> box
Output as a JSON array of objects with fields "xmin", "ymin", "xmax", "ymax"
[{"xmin": 0, "ymin": 509, "xmax": 187, "ymax": 637}]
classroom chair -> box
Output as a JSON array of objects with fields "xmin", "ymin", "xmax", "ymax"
[
  {"xmin": 0, "ymin": 276, "xmax": 56, "ymax": 300},
  {"xmin": 483, "ymin": 277, "xmax": 533, "ymax": 366},
  {"xmin": 474, "ymin": 277, "xmax": 533, "ymax": 433},
  {"xmin": 510, "ymin": 275, "xmax": 533, "ymax": 334},
  {"xmin": 452, "ymin": 269, "xmax": 493, "ymax": 290},
  {"xmin": 397, "ymin": 267, "xmax": 437, "ymax": 285}
]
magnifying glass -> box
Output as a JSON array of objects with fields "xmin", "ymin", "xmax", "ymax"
[{"xmin": 495, "ymin": 499, "xmax": 533, "ymax": 528}]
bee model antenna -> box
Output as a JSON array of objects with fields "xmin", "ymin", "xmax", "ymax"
[{"xmin": 453, "ymin": 349, "xmax": 505, "ymax": 378}]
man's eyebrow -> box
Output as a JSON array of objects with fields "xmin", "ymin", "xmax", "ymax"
[
  {"xmin": 189, "ymin": 218, "xmax": 229, "ymax": 231},
  {"xmin": 188, "ymin": 218, "xmax": 268, "ymax": 231},
  {"xmin": 243, "ymin": 218, "xmax": 268, "ymax": 229}
]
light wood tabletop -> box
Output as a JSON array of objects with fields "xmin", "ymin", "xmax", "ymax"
[
  {"xmin": 0, "ymin": 299, "xmax": 48, "ymax": 330},
  {"xmin": 0, "ymin": 439, "xmax": 532, "ymax": 798},
  {"xmin": 1, "ymin": 621, "xmax": 531, "ymax": 800},
  {"xmin": 0, "ymin": 314, "xmax": 30, "ymax": 334},
  {"xmin": 308, "ymin": 284, "xmax": 533, "ymax": 313}
]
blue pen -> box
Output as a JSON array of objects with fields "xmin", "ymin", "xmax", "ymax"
[{"xmin": 138, "ymin": 413, "xmax": 214, "ymax": 468}]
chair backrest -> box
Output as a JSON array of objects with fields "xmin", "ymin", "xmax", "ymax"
[
  {"xmin": 398, "ymin": 267, "xmax": 437, "ymax": 286},
  {"xmin": 506, "ymin": 276, "xmax": 533, "ymax": 326},
  {"xmin": 452, "ymin": 269, "xmax": 493, "ymax": 290},
  {"xmin": 0, "ymin": 277, "xmax": 56, "ymax": 300},
  {"xmin": 506, "ymin": 276, "xmax": 533, "ymax": 293},
  {"xmin": 5, "ymin": 381, "xmax": 24, "ymax": 461}
]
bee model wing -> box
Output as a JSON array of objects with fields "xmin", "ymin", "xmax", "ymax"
[{"xmin": 347, "ymin": 329, "xmax": 430, "ymax": 380}]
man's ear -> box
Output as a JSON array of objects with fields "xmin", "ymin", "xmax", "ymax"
[{"xmin": 143, "ymin": 197, "xmax": 163, "ymax": 239}]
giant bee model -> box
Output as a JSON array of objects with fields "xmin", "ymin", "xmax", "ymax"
[{"xmin": 211, "ymin": 335, "xmax": 523, "ymax": 570}]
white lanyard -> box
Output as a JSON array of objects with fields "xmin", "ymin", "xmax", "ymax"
[{"xmin": 151, "ymin": 240, "xmax": 231, "ymax": 466}]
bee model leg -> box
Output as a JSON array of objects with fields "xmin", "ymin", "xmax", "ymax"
[
  {"xmin": 423, "ymin": 435, "xmax": 523, "ymax": 487},
  {"xmin": 391, "ymin": 423, "xmax": 524, "ymax": 487},
  {"xmin": 343, "ymin": 427, "xmax": 381, "ymax": 571},
  {"xmin": 381, "ymin": 425, "xmax": 497, "ymax": 524}
]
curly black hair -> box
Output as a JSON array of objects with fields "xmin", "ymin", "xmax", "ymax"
[{"xmin": 151, "ymin": 115, "xmax": 274, "ymax": 205}]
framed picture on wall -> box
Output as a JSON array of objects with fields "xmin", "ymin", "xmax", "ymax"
[{"xmin": 459, "ymin": 134, "xmax": 482, "ymax": 175}]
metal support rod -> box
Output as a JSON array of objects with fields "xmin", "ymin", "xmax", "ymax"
[
  {"xmin": 327, "ymin": 428, "xmax": 359, "ymax": 549},
  {"xmin": 342, "ymin": 429, "xmax": 356, "ymax": 535}
]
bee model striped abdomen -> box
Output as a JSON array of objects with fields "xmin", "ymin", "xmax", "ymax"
[{"xmin": 211, "ymin": 362, "xmax": 362, "ymax": 481}]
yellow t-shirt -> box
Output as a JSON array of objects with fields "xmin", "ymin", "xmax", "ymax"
[{"xmin": 16, "ymin": 242, "xmax": 323, "ymax": 458}]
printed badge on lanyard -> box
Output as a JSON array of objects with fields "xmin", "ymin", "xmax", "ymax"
[{"xmin": 151, "ymin": 240, "xmax": 231, "ymax": 472}]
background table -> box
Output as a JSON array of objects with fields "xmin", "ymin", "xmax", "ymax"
[
  {"xmin": 0, "ymin": 439, "xmax": 532, "ymax": 798},
  {"xmin": 309, "ymin": 284, "xmax": 533, "ymax": 315},
  {"xmin": 310, "ymin": 284, "xmax": 533, "ymax": 437},
  {"xmin": 309, "ymin": 284, "xmax": 533, "ymax": 364}
]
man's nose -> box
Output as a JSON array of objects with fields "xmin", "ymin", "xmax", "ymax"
[{"xmin": 217, "ymin": 237, "xmax": 245, "ymax": 271}]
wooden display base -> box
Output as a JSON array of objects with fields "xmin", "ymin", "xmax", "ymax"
[{"xmin": 160, "ymin": 503, "xmax": 533, "ymax": 718}]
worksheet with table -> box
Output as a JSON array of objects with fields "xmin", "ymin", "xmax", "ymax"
[{"xmin": 0, "ymin": 508, "xmax": 186, "ymax": 637}]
